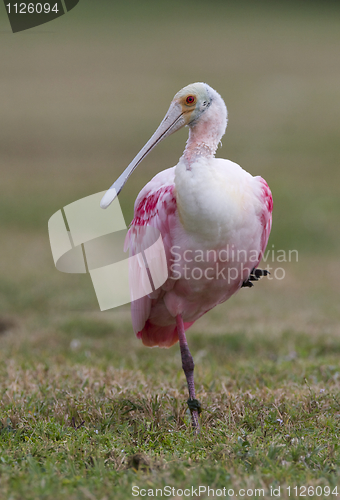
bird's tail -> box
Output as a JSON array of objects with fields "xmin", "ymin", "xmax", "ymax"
[{"xmin": 137, "ymin": 320, "xmax": 195, "ymax": 348}]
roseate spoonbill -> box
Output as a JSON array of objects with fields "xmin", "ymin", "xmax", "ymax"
[{"xmin": 100, "ymin": 83, "xmax": 272, "ymax": 431}]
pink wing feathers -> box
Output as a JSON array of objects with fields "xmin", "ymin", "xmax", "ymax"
[
  {"xmin": 125, "ymin": 168, "xmax": 183, "ymax": 347},
  {"xmin": 125, "ymin": 171, "xmax": 273, "ymax": 348},
  {"xmin": 256, "ymin": 177, "xmax": 273, "ymax": 261}
]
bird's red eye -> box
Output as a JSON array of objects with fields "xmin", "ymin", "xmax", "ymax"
[{"xmin": 186, "ymin": 95, "xmax": 196, "ymax": 105}]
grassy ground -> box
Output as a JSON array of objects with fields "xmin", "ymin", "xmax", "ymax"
[{"xmin": 1, "ymin": 1, "xmax": 340, "ymax": 498}]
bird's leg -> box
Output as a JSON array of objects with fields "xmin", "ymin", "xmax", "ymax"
[{"xmin": 176, "ymin": 314, "xmax": 200, "ymax": 433}]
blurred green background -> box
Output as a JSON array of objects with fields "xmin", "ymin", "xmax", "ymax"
[{"xmin": 0, "ymin": 0, "xmax": 339, "ymax": 332}]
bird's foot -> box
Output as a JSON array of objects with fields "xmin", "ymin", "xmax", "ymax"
[
  {"xmin": 187, "ymin": 398, "xmax": 202, "ymax": 414},
  {"xmin": 253, "ymin": 268, "xmax": 270, "ymax": 278},
  {"xmin": 242, "ymin": 268, "xmax": 270, "ymax": 288}
]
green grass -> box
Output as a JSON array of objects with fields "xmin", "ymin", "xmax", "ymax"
[
  {"xmin": 1, "ymin": 1, "xmax": 340, "ymax": 498},
  {"xmin": 1, "ymin": 323, "xmax": 340, "ymax": 499}
]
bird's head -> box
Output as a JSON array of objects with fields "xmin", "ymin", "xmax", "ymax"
[
  {"xmin": 100, "ymin": 82, "xmax": 227, "ymax": 209},
  {"xmin": 172, "ymin": 82, "xmax": 213, "ymax": 126}
]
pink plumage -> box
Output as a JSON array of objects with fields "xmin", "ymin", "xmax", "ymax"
[
  {"xmin": 128, "ymin": 165, "xmax": 272, "ymax": 348},
  {"xmin": 101, "ymin": 83, "xmax": 273, "ymax": 431}
]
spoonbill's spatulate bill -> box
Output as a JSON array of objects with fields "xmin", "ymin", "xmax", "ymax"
[{"xmin": 101, "ymin": 83, "xmax": 273, "ymax": 432}]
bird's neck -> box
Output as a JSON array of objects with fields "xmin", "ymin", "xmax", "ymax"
[
  {"xmin": 182, "ymin": 125, "xmax": 216, "ymax": 166},
  {"xmin": 182, "ymin": 105, "xmax": 226, "ymax": 167}
]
